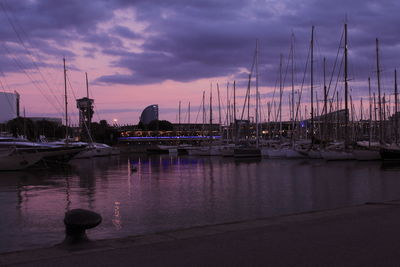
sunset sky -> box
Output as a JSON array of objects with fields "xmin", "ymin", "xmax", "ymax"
[{"xmin": 0, "ymin": 0, "xmax": 399, "ymax": 124}]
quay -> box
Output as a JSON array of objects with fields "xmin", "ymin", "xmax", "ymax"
[{"xmin": 2, "ymin": 201, "xmax": 400, "ymax": 266}]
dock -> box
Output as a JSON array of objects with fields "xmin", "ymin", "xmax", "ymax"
[{"xmin": 2, "ymin": 201, "xmax": 400, "ymax": 266}]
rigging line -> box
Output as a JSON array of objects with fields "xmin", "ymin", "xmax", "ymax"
[
  {"xmin": 279, "ymin": 47, "xmax": 293, "ymax": 122},
  {"xmin": 326, "ymin": 29, "xmax": 344, "ymax": 98},
  {"xmin": 269, "ymin": 65, "xmax": 280, "ymax": 124},
  {"xmin": 0, "ymin": 43, "xmax": 64, "ymax": 116},
  {"xmin": 66, "ymin": 74, "xmax": 82, "ymax": 124},
  {"xmin": 328, "ymin": 50, "xmax": 344, "ymax": 111},
  {"xmin": 294, "ymin": 42, "xmax": 311, "ymax": 124},
  {"xmin": 0, "ymin": 1, "xmax": 63, "ymax": 110},
  {"xmin": 239, "ymin": 46, "xmax": 257, "ymax": 121}
]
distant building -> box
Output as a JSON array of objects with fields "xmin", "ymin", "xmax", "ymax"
[
  {"xmin": 0, "ymin": 92, "xmax": 19, "ymax": 123},
  {"xmin": 140, "ymin": 104, "xmax": 158, "ymax": 124}
]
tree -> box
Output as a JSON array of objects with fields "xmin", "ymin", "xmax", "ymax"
[
  {"xmin": 35, "ymin": 120, "xmax": 59, "ymax": 139},
  {"xmin": 148, "ymin": 120, "xmax": 173, "ymax": 131},
  {"xmin": 6, "ymin": 117, "xmax": 35, "ymax": 139}
]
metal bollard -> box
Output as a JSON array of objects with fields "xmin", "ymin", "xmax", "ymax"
[{"xmin": 63, "ymin": 209, "xmax": 102, "ymax": 245}]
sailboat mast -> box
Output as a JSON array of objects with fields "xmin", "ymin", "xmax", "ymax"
[
  {"xmin": 255, "ymin": 39, "xmax": 259, "ymax": 147},
  {"xmin": 188, "ymin": 102, "xmax": 191, "ymax": 124},
  {"xmin": 310, "ymin": 26, "xmax": 315, "ymax": 144},
  {"xmin": 217, "ymin": 83, "xmax": 222, "ymax": 125},
  {"xmin": 376, "ymin": 38, "xmax": 383, "ymax": 143},
  {"xmin": 63, "ymin": 57, "xmax": 68, "ymax": 142},
  {"xmin": 344, "ymin": 23, "xmax": 349, "ymax": 148},
  {"xmin": 323, "ymin": 57, "xmax": 327, "ymax": 143},
  {"xmin": 85, "ymin": 72, "xmax": 89, "ymax": 98},
  {"xmin": 291, "ymin": 34, "xmax": 295, "ymax": 145},
  {"xmin": 233, "ymin": 81, "xmax": 237, "ymax": 143},
  {"xmin": 395, "ymin": 69, "xmax": 398, "ymax": 144},
  {"xmin": 209, "ymin": 85, "xmax": 213, "ymax": 142},
  {"xmin": 85, "ymin": 72, "xmax": 91, "ymax": 136},
  {"xmin": 279, "ymin": 54, "xmax": 283, "ymax": 139},
  {"xmin": 226, "ymin": 82, "xmax": 230, "ymax": 139},
  {"xmin": 202, "ymin": 91, "xmax": 205, "ymax": 133},
  {"xmin": 178, "ymin": 101, "xmax": 181, "ymax": 125},
  {"xmin": 368, "ymin": 77, "xmax": 372, "ymax": 146}
]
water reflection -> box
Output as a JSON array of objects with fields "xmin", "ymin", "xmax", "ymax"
[{"xmin": 1, "ymin": 155, "xmax": 400, "ymax": 253}]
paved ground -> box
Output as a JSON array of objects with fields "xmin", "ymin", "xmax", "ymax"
[{"xmin": 2, "ymin": 201, "xmax": 400, "ymax": 266}]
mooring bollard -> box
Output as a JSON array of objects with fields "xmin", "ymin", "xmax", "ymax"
[{"xmin": 63, "ymin": 209, "xmax": 102, "ymax": 244}]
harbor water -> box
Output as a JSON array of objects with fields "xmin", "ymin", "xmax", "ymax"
[{"xmin": 1, "ymin": 154, "xmax": 400, "ymax": 253}]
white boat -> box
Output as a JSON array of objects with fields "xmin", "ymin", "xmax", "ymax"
[
  {"xmin": 0, "ymin": 148, "xmax": 42, "ymax": 171},
  {"xmin": 73, "ymin": 143, "xmax": 113, "ymax": 159},
  {"xmin": 0, "ymin": 138, "xmax": 86, "ymax": 163}
]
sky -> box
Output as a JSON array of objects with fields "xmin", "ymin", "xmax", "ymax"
[{"xmin": 0, "ymin": 0, "xmax": 399, "ymax": 125}]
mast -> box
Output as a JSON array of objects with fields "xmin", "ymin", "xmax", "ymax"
[
  {"xmin": 217, "ymin": 83, "xmax": 222, "ymax": 142},
  {"xmin": 323, "ymin": 57, "xmax": 328, "ymax": 143},
  {"xmin": 226, "ymin": 82, "xmax": 230, "ymax": 140},
  {"xmin": 336, "ymin": 91, "xmax": 339, "ymax": 140},
  {"xmin": 209, "ymin": 85, "xmax": 213, "ymax": 142},
  {"xmin": 310, "ymin": 25, "xmax": 315, "ymax": 145},
  {"xmin": 178, "ymin": 101, "xmax": 181, "ymax": 126},
  {"xmin": 395, "ymin": 69, "xmax": 398, "ymax": 144},
  {"xmin": 373, "ymin": 92, "xmax": 377, "ymax": 141},
  {"xmin": 85, "ymin": 72, "xmax": 89, "ymax": 98},
  {"xmin": 217, "ymin": 83, "xmax": 222, "ymax": 125},
  {"xmin": 202, "ymin": 91, "xmax": 205, "ymax": 134},
  {"xmin": 63, "ymin": 57, "xmax": 68, "ymax": 143},
  {"xmin": 255, "ymin": 39, "xmax": 259, "ymax": 147},
  {"xmin": 279, "ymin": 54, "xmax": 283, "ymax": 139},
  {"xmin": 233, "ymin": 81, "xmax": 237, "ymax": 143},
  {"xmin": 368, "ymin": 77, "xmax": 372, "ymax": 146},
  {"xmin": 344, "ymin": 23, "xmax": 349, "ymax": 148},
  {"xmin": 85, "ymin": 72, "xmax": 91, "ymax": 136},
  {"xmin": 376, "ymin": 38, "xmax": 383, "ymax": 143},
  {"xmin": 188, "ymin": 102, "xmax": 190, "ymax": 124},
  {"xmin": 291, "ymin": 34, "xmax": 295, "ymax": 146}
]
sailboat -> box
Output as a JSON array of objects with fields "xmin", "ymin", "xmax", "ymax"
[
  {"xmin": 352, "ymin": 78, "xmax": 381, "ymax": 160},
  {"xmin": 380, "ymin": 68, "xmax": 400, "ymax": 160},
  {"xmin": 234, "ymin": 40, "xmax": 261, "ymax": 158},
  {"xmin": 321, "ymin": 24, "xmax": 354, "ymax": 161}
]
